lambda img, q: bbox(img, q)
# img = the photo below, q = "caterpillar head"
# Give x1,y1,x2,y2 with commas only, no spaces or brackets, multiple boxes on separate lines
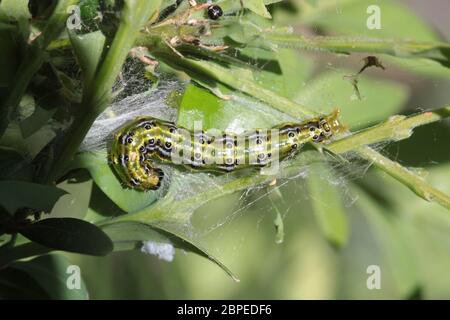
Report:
323,108,346,136
137,167,164,191
307,108,347,143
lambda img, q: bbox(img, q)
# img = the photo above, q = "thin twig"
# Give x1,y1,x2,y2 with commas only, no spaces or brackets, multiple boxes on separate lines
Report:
328,106,450,154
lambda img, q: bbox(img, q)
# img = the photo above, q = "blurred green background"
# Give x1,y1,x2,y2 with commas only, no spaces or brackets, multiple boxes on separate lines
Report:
51,0,450,299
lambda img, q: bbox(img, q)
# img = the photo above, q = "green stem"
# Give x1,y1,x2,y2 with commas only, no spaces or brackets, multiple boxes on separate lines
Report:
326,106,450,209
357,147,450,209
0,0,79,137
327,106,450,210
328,106,450,154
267,34,450,64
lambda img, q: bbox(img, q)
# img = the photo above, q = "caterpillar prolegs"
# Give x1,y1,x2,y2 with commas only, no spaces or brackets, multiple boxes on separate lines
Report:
109,109,345,191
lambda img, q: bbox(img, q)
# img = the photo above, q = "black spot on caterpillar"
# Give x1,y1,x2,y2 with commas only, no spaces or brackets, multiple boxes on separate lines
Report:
109,109,345,191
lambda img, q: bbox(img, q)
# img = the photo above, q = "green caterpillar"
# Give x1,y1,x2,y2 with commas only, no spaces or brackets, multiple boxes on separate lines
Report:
109,109,345,191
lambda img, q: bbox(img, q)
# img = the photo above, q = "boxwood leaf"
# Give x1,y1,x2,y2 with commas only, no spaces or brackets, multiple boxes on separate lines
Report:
0,264,50,299
20,218,113,256
69,30,106,87
102,221,239,282
0,181,67,214
308,162,348,247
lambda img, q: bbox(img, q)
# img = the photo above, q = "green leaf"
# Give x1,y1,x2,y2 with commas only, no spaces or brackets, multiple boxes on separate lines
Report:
177,82,224,129
244,0,271,18
294,70,409,129
383,55,450,79
390,164,450,298
178,82,290,132
20,105,57,138
102,221,169,250
161,0,177,11
9,254,89,299
300,0,438,41
73,151,159,213
101,221,239,282
20,218,113,256
83,183,127,224
102,221,239,281
0,0,31,21
234,47,314,99
69,31,106,87
308,162,348,247
0,30,19,97
0,147,31,180
297,0,450,77
276,49,314,98
0,181,67,214
0,264,50,299
0,122,56,159
50,178,93,220
354,184,420,298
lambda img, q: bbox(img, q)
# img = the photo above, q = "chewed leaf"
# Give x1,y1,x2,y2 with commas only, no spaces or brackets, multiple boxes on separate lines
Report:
102,221,239,281
20,218,113,256
0,181,67,214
